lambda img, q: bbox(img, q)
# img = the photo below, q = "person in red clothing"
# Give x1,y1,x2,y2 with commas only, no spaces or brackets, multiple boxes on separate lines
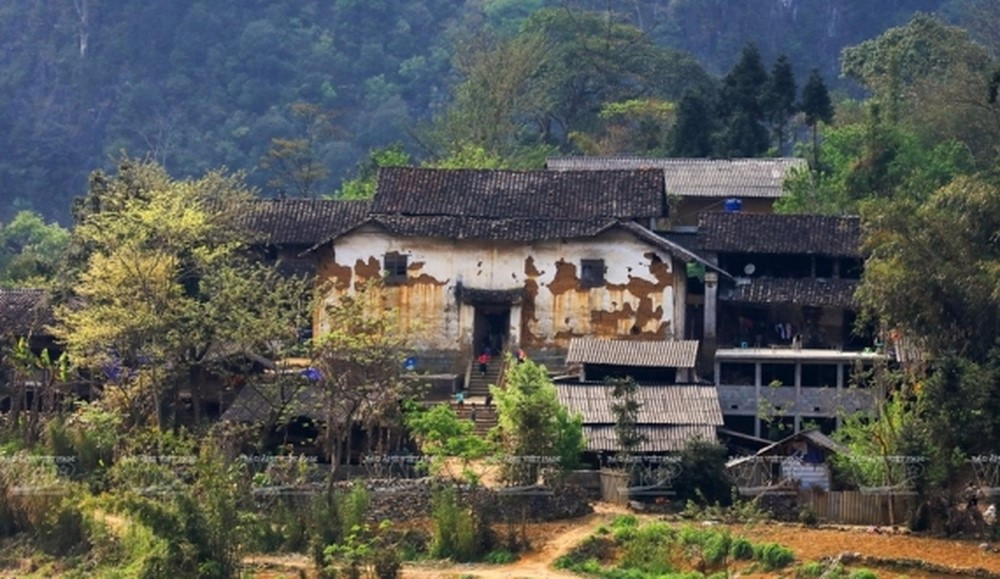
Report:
478,350,491,375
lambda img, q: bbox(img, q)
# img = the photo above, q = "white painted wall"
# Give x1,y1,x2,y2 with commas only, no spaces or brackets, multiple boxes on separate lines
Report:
318,226,683,352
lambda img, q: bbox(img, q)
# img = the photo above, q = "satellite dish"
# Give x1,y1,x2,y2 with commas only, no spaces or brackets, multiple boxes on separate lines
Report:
743,263,756,275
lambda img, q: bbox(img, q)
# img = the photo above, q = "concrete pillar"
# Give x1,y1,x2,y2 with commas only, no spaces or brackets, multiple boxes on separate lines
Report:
703,272,718,339
794,363,802,432
754,362,762,438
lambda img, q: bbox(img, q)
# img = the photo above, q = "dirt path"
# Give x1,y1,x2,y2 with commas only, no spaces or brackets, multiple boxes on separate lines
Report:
747,524,1000,577
403,503,629,578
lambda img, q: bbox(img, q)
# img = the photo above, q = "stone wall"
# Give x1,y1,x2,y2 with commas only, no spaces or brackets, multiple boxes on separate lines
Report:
331,478,592,524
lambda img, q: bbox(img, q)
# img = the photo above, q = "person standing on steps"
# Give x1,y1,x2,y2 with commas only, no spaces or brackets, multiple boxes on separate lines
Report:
478,349,491,376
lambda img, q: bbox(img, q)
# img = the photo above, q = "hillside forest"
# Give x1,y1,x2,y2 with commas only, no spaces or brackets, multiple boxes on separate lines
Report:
0,1,998,576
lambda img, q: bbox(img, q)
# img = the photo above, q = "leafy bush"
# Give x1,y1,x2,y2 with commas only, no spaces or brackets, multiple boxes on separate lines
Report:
618,522,676,575
554,535,615,570
797,560,825,577
754,541,795,570
729,537,754,560
429,486,489,562
484,549,518,564
848,569,878,579
338,483,370,541
672,438,734,506
799,505,819,526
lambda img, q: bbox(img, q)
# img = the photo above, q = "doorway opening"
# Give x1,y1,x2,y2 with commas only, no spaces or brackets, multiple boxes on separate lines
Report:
473,306,510,356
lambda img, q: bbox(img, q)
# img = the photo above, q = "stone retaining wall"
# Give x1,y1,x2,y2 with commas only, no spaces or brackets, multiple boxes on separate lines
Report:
331,478,592,523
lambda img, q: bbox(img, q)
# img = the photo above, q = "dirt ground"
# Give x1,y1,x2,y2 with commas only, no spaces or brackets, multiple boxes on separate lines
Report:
244,502,1000,578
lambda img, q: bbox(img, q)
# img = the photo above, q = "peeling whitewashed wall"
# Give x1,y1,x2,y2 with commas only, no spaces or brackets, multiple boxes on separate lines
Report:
317,225,685,352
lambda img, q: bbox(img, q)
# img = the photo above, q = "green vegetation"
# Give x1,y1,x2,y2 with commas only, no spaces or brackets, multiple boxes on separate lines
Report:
489,357,585,485
556,516,795,578
0,1,975,223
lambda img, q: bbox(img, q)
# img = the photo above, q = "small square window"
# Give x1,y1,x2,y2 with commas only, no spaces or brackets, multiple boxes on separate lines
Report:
383,252,408,284
580,259,605,287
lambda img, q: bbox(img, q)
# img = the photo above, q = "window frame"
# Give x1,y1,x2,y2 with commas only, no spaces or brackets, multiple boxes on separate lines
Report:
580,258,606,288
383,252,408,285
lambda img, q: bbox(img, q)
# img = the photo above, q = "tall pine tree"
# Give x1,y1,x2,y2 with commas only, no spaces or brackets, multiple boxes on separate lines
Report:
670,89,715,157
765,55,798,155
716,43,769,157
801,69,834,168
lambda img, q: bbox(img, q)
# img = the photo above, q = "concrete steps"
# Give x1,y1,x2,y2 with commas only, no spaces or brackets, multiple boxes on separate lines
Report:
452,403,498,436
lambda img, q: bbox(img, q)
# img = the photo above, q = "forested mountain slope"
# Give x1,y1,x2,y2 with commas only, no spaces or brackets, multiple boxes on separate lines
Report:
0,0,983,223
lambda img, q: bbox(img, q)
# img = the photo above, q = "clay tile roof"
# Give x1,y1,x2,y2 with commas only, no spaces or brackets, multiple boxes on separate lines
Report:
721,278,859,308
0,289,54,337
546,157,805,198
698,212,861,257
239,199,372,246
566,337,699,368
372,167,665,219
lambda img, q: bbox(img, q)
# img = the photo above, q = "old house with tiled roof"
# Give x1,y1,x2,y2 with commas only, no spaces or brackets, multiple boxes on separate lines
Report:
238,198,371,277
312,167,720,383
688,211,881,439
546,157,806,227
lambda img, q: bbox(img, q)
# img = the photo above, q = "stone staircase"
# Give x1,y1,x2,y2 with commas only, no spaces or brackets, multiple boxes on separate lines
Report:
466,357,503,398
452,403,497,436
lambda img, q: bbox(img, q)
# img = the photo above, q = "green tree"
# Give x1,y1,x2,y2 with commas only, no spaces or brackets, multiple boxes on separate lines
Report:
332,144,411,200
670,89,716,157
54,159,309,427
0,211,70,288
490,357,583,485
608,376,645,457
404,402,491,480
858,172,999,363
764,55,798,154
800,69,834,169
841,13,1000,166
715,43,769,157
311,280,415,486
260,102,341,199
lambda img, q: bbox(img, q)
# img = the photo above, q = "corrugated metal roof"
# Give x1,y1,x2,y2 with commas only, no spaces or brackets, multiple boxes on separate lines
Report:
583,424,717,452
557,384,723,426
546,157,805,198
566,338,699,368
372,167,666,219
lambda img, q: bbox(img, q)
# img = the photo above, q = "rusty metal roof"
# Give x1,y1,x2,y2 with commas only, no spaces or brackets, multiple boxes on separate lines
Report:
556,384,723,426
238,199,371,246
372,167,666,219
583,424,718,452
721,278,858,308
0,289,54,337
546,157,805,198
566,337,700,368
698,212,861,257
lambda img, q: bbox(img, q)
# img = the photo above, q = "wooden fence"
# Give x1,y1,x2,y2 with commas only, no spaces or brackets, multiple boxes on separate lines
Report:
799,489,914,526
